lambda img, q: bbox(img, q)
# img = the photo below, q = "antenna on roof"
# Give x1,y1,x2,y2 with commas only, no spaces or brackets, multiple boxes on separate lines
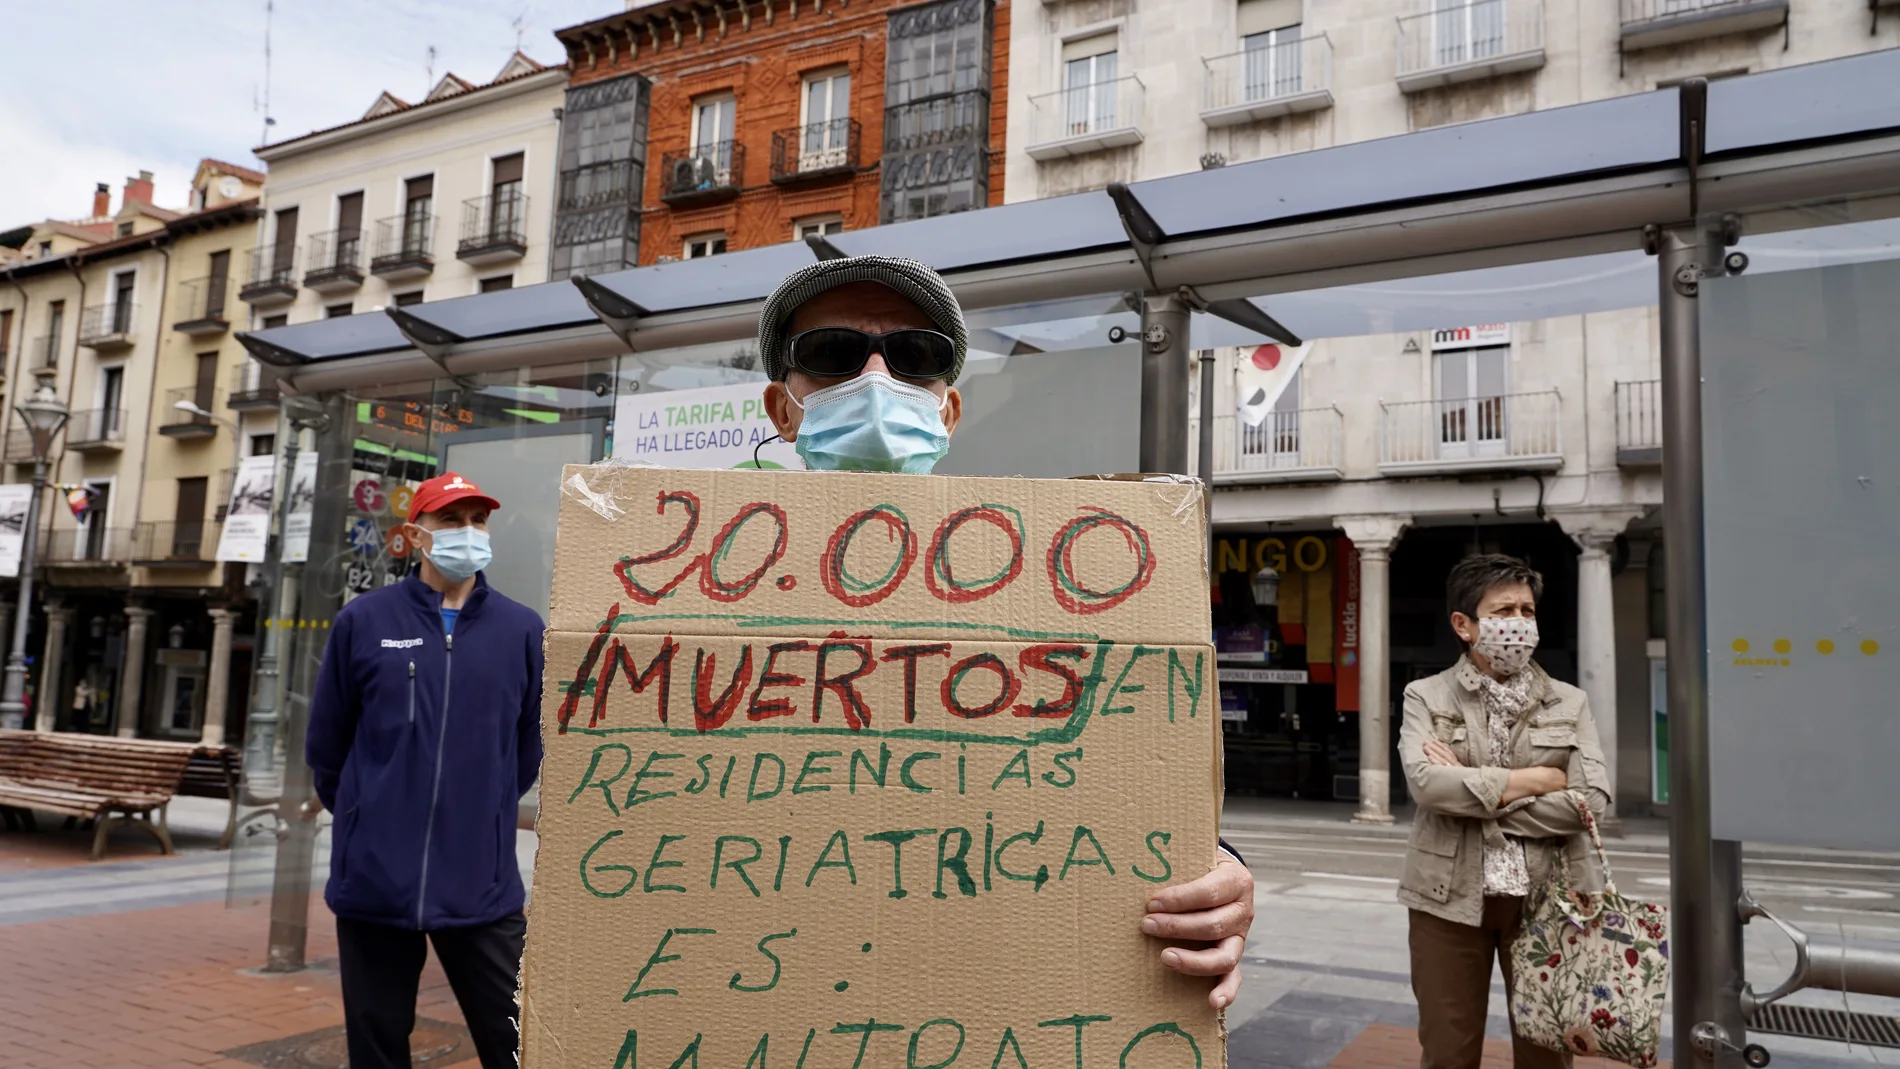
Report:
256,0,277,145
426,44,438,95
513,13,530,53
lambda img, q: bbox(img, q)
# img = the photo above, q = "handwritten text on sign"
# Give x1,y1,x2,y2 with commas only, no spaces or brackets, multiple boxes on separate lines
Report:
525,469,1217,1069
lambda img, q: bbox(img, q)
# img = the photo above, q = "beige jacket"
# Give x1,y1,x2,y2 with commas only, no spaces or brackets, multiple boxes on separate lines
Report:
1395,658,1613,926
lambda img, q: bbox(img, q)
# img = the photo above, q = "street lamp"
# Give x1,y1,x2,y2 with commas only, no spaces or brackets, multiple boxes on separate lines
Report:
0,382,70,731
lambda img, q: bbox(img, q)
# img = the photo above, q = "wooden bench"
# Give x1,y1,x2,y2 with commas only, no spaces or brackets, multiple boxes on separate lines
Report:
176,745,243,850
0,730,197,860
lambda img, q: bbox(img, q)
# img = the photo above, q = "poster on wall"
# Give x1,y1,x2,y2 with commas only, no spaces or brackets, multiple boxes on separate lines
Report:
613,381,803,469
281,452,318,562
0,483,32,578
1335,538,1360,712
215,454,277,562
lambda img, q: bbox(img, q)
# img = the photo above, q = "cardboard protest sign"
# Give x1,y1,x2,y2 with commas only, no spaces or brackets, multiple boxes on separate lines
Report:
523,465,1222,1069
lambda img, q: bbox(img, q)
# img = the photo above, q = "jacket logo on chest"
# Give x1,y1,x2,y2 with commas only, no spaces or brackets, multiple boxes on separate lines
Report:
381,638,425,649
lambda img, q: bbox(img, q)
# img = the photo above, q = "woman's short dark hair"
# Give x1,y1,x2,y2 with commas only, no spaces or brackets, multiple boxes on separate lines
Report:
1446,553,1544,624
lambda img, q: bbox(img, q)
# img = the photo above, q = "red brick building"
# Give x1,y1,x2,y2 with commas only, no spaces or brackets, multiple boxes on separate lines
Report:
556,0,1010,265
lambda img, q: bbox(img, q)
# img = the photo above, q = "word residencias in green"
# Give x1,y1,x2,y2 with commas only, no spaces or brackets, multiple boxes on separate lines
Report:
567,743,1092,816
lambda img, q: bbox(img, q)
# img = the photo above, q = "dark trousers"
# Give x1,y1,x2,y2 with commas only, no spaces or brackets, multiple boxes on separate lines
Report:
1409,899,1570,1069
335,911,526,1069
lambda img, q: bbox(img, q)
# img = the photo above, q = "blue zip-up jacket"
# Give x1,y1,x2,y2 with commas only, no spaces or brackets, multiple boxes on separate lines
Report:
307,572,545,930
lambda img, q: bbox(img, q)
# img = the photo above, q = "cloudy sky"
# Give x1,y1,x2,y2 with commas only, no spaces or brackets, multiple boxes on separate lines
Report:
2,0,611,225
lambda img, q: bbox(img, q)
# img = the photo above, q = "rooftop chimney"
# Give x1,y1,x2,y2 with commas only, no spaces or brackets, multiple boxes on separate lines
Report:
123,170,155,209
92,183,110,219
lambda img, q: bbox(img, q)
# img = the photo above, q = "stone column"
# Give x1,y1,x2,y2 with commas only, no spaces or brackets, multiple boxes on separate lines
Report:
201,608,239,747
32,600,72,733
1556,511,1643,828
117,605,154,738
1334,514,1411,825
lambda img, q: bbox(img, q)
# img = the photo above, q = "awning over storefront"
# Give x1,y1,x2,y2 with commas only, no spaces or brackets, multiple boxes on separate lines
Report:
240,47,1900,394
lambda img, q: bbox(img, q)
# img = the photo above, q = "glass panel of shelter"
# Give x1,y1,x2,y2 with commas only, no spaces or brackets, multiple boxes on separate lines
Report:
1192,204,1900,814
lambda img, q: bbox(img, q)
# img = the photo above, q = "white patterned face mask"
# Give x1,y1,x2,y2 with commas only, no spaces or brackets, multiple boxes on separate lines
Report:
1473,616,1539,677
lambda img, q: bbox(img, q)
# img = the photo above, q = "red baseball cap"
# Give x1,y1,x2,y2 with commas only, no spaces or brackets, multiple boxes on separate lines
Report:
407,472,501,522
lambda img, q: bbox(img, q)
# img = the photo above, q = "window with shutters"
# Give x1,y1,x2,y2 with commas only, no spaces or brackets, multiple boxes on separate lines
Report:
205,250,231,319
684,233,728,259
397,175,435,257
271,207,299,277
491,153,525,241
795,216,845,240
331,192,365,268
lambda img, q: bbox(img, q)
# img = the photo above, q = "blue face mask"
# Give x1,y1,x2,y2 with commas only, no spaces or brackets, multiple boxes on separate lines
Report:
423,526,492,582
790,372,951,474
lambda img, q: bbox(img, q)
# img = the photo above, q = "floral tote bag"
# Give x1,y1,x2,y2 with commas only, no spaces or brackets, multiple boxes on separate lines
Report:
1508,794,1670,1067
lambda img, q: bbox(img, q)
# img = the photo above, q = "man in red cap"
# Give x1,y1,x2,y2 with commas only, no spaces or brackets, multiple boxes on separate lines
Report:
306,471,546,1069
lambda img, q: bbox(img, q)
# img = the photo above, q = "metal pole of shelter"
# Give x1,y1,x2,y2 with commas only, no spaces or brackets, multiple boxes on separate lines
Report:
241,429,298,797
1657,224,1745,1069
1197,350,1216,563
265,391,351,972
1140,294,1192,474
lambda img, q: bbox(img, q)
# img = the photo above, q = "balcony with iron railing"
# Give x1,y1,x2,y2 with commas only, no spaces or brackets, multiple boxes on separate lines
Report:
1615,379,1662,467
1619,0,1787,51
41,525,133,565
1027,76,1145,161
660,142,744,207
1395,0,1545,93
1379,391,1563,475
1194,407,1346,484
558,159,639,212
27,334,59,376
133,520,221,564
304,229,365,293
78,303,137,350
159,388,219,440
228,361,281,411
172,275,232,336
371,215,436,280
458,193,530,264
66,408,128,453
772,119,861,184
1201,33,1334,127
240,246,299,305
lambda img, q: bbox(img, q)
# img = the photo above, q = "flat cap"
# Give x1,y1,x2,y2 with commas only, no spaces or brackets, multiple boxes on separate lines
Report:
756,255,967,382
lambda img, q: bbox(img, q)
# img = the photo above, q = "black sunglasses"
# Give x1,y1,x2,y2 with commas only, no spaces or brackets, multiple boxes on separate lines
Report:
785,327,957,381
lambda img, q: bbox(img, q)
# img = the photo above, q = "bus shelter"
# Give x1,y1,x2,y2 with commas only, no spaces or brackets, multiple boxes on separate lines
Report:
233,48,1900,1063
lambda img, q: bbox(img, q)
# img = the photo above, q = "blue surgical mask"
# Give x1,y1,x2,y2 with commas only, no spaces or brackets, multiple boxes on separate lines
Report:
790,371,950,473
424,526,492,582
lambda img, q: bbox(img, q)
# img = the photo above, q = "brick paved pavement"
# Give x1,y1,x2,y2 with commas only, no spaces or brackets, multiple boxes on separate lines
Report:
0,895,475,1068
0,797,1893,1068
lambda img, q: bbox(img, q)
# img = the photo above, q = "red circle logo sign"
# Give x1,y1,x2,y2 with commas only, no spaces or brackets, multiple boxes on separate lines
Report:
353,478,385,512
1250,344,1282,371
386,527,411,558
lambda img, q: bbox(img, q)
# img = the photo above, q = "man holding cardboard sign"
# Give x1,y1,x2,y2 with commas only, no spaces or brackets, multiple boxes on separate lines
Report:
517,258,1250,1069
757,255,1256,1007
